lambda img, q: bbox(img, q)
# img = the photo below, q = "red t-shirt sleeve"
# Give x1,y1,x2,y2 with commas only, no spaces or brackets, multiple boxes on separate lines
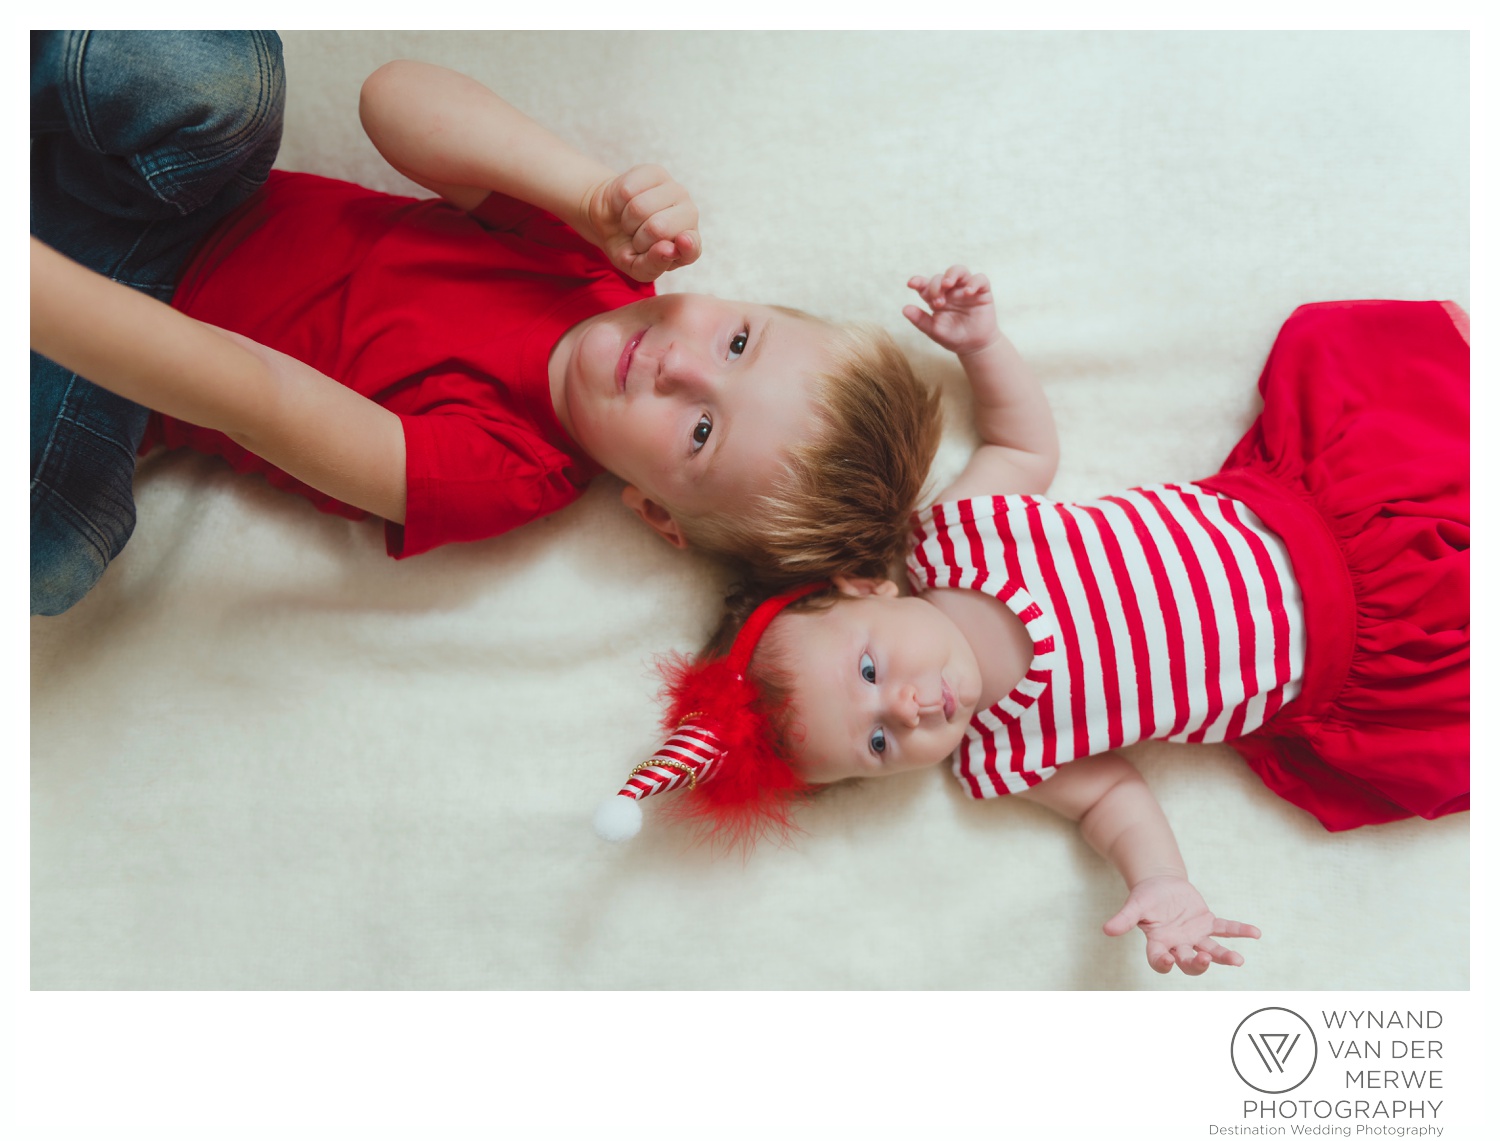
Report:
469,192,599,255
390,409,597,559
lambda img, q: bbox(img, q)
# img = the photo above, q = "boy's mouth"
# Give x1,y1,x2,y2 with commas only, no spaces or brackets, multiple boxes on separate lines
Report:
941,679,956,720
617,329,646,393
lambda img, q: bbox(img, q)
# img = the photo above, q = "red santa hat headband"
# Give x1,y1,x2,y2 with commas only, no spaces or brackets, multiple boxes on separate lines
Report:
594,581,828,846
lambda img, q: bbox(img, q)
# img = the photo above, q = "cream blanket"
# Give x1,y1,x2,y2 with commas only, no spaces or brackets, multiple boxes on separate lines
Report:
30,30,1468,990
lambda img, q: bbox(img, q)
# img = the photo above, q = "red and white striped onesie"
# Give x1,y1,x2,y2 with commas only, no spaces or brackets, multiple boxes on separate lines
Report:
906,485,1306,800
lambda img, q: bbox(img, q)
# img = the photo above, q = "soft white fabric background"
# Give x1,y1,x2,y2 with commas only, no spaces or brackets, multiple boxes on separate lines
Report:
30,30,1468,990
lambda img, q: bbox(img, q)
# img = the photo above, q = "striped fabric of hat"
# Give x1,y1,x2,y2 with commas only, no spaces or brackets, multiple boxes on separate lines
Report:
593,581,826,846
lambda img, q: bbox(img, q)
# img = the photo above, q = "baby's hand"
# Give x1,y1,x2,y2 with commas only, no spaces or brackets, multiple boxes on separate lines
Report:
1104,874,1261,977
903,265,1000,357
584,163,701,283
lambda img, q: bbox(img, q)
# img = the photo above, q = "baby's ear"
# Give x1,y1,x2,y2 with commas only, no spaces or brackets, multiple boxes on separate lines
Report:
832,574,899,598
620,485,688,549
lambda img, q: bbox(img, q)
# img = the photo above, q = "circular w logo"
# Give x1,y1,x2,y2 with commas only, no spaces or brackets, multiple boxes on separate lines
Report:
1231,1007,1318,1093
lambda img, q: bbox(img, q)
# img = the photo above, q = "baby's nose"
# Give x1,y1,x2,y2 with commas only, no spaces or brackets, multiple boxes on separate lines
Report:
895,685,923,728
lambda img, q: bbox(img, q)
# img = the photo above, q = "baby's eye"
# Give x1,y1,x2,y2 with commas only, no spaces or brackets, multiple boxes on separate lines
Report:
691,415,713,452
859,652,877,684
870,728,887,755
729,329,749,359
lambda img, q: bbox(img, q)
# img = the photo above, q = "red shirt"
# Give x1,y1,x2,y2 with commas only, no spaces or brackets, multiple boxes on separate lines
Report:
153,170,653,557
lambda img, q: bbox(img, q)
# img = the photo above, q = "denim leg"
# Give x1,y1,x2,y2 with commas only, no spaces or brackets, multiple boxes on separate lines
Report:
30,31,285,614
30,353,153,616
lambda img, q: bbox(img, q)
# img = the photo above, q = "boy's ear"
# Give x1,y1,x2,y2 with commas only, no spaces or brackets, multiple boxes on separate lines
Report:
831,574,900,598
620,485,688,549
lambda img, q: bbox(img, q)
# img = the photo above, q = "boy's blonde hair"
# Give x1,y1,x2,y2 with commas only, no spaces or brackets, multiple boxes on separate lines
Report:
673,320,943,585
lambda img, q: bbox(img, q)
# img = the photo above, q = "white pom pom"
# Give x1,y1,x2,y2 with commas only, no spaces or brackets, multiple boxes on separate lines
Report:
593,795,643,842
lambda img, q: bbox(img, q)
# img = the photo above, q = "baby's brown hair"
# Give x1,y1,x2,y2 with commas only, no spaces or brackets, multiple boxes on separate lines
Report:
673,320,943,585
701,581,841,767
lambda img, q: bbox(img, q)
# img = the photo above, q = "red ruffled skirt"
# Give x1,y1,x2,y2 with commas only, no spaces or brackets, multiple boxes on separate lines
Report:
1198,300,1470,830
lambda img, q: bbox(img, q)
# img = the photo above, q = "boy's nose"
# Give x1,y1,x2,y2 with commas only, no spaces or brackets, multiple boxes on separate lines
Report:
654,342,715,395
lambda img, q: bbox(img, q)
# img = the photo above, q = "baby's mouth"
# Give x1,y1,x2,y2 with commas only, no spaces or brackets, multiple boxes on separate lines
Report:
942,679,956,720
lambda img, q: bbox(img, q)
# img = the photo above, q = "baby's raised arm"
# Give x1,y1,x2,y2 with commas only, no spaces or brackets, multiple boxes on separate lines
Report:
358,60,699,283
1023,752,1260,976
903,265,1059,500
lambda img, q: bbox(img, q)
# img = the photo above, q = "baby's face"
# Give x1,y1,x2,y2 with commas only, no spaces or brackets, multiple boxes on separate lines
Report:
548,293,834,534
773,586,983,784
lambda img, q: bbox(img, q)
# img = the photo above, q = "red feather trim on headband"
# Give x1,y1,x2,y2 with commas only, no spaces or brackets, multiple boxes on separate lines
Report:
650,651,812,851
593,582,827,851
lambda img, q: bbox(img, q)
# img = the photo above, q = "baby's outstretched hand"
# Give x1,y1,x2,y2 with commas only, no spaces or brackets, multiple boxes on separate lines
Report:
1104,875,1261,977
584,164,701,283
903,265,1000,357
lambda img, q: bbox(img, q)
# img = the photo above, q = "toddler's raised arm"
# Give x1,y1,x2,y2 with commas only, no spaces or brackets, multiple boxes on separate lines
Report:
358,60,699,283
1023,752,1260,976
903,265,1059,500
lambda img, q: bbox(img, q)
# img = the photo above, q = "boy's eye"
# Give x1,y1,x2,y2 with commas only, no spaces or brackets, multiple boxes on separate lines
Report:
691,415,713,452
859,652,877,683
729,330,749,359
870,728,887,755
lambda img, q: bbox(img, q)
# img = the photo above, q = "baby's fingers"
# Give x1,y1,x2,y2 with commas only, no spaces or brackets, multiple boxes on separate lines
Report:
940,264,970,291
1103,897,1144,938
1174,946,1213,976
902,303,938,339
923,265,969,306
958,272,992,301
1196,938,1246,967
1212,919,1262,940
906,268,957,306
1148,944,1176,974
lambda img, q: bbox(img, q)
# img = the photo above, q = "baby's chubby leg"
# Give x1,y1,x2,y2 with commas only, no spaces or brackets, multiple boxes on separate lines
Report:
30,31,286,615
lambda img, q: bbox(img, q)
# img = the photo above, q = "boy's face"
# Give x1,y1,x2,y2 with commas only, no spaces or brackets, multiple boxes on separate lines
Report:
549,294,829,544
773,580,983,784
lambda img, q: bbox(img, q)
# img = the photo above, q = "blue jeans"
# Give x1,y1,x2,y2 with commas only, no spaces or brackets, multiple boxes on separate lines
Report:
30,30,285,615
